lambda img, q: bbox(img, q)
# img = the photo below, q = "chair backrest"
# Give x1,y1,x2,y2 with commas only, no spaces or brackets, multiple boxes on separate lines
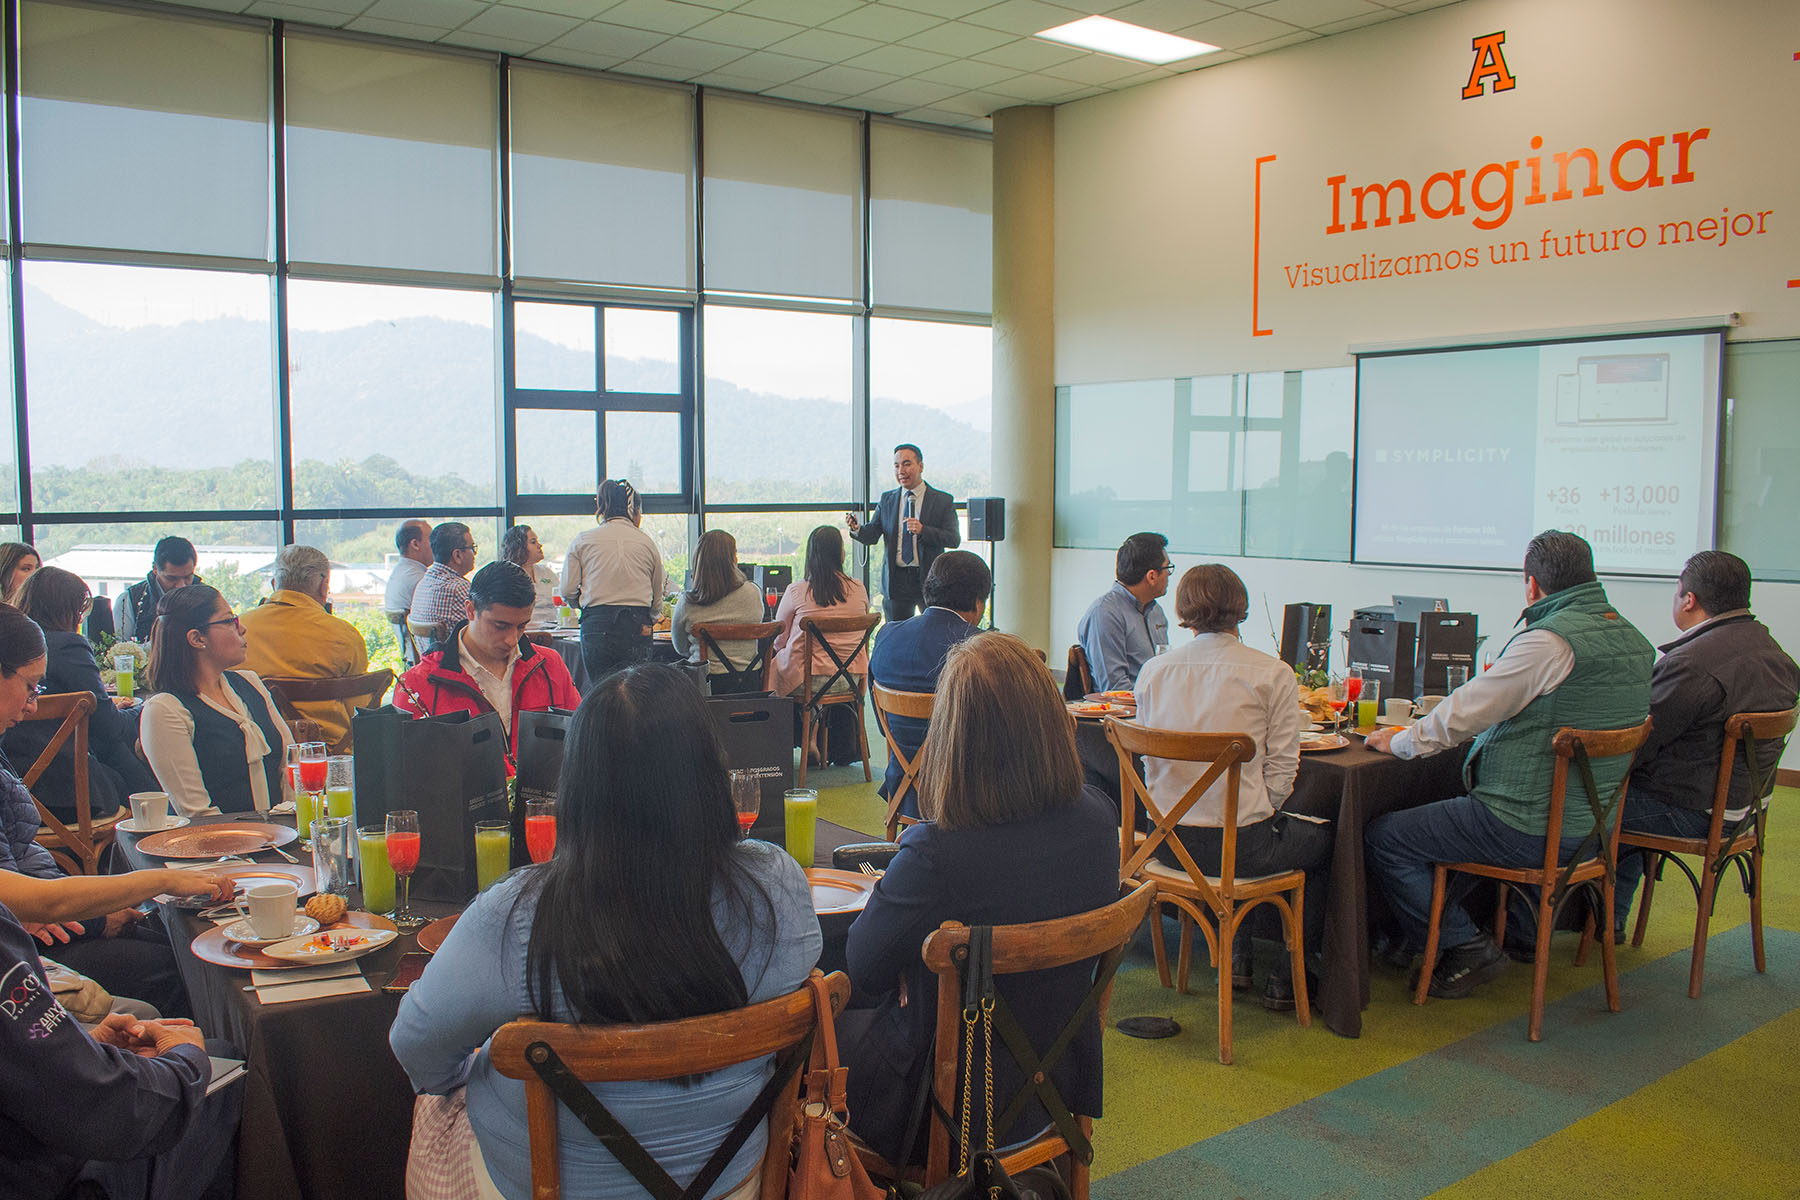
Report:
870,683,935,840
387,610,423,667
1544,720,1654,876
798,613,881,709
918,880,1158,1182
693,621,782,693
1064,645,1096,701
489,970,851,1200
262,670,396,754
1104,718,1257,903
20,692,103,875
1713,707,1799,822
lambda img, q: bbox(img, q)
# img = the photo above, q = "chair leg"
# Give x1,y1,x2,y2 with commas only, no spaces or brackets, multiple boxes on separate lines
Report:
797,707,812,787
1690,854,1720,1000
1631,851,1657,948
1217,911,1236,1066
1286,889,1311,1030
1415,865,1448,1006
1071,1123,1091,1200
854,699,872,783
1149,904,1172,989
1574,910,1594,967
1492,883,1508,950
1529,887,1554,1043
1176,909,1194,995
1599,878,1621,1014
1750,842,1766,975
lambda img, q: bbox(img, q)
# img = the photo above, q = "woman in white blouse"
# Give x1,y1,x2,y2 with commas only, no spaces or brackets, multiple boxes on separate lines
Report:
142,585,293,817
501,523,559,626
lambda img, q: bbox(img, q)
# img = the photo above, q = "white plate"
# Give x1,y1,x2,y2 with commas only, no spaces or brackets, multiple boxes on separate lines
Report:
263,927,398,964
116,815,192,835
221,914,320,948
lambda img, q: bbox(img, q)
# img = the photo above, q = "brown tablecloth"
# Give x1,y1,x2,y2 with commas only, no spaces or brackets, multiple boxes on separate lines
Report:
117,814,456,1200
546,629,683,694
1074,720,1467,1037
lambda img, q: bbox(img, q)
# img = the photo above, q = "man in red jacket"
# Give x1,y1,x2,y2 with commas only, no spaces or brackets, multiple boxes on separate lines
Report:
396,562,580,771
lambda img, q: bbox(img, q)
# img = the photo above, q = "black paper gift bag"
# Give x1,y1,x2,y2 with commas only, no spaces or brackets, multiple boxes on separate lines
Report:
514,708,575,869
1417,612,1478,696
1346,618,1416,704
350,706,508,904
705,695,795,848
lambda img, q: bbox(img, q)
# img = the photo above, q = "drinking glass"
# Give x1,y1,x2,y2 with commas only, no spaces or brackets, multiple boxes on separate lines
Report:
358,824,396,915
1446,664,1471,692
729,770,761,838
525,800,557,863
783,788,817,867
474,821,511,891
1356,678,1380,728
1327,678,1350,735
325,756,355,820
310,816,353,897
113,653,136,701
296,742,328,793
385,810,424,928
295,741,327,849
1345,666,1364,707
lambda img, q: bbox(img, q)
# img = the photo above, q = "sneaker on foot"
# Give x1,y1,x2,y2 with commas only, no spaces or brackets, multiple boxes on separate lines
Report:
1428,938,1509,999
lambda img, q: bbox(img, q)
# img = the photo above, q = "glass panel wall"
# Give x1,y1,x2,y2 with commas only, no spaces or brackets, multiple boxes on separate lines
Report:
703,306,851,505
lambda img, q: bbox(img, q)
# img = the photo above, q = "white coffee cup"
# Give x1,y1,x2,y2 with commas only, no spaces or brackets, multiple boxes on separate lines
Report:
1416,695,1446,715
246,882,299,940
1384,698,1413,722
127,791,170,831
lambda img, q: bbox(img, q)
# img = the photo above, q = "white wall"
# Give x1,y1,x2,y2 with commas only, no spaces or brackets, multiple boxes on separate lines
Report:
1044,0,1800,762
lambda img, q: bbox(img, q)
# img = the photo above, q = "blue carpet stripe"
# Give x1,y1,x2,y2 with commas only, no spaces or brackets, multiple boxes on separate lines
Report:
1094,930,1800,1200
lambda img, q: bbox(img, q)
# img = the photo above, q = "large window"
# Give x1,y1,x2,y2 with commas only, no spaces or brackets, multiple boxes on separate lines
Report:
704,307,852,505
1720,339,1800,581
870,318,992,501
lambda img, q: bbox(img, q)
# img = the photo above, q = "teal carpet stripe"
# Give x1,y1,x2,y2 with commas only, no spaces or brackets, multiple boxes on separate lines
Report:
1094,930,1800,1200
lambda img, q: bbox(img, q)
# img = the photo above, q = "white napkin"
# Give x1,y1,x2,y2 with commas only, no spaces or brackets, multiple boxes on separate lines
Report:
251,961,358,987
251,961,369,1005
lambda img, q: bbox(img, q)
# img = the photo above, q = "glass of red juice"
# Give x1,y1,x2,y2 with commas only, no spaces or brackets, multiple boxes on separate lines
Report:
385,809,425,928
729,769,761,837
525,800,557,863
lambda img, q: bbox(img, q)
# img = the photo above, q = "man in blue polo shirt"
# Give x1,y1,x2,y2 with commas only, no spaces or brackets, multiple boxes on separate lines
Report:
1075,531,1172,692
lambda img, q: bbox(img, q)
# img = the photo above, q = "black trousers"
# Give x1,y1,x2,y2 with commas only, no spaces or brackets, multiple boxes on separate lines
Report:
1154,812,1334,971
578,605,651,687
882,565,923,622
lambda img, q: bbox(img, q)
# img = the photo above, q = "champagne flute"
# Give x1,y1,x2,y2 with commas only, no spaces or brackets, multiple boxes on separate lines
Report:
729,769,761,838
525,800,557,863
385,810,424,929
1327,677,1350,737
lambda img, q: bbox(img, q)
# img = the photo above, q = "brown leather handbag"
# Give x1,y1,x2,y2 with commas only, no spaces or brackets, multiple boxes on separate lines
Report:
790,974,885,1200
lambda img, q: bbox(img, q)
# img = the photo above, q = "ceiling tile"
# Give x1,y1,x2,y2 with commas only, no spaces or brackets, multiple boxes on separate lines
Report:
1251,0,1381,28
439,27,539,51
912,57,1019,88
851,76,961,106
678,0,752,9
899,20,1014,55
1177,9,1302,48
734,0,863,22
361,0,484,28
245,0,360,21
1044,53,1159,84
1236,28,1318,51
617,58,702,80
764,82,856,102
960,0,1089,37
930,88,1023,117
694,71,780,89
260,0,371,15
820,3,943,40
601,0,717,33
458,5,583,42
633,33,750,68
1393,0,1461,9
766,27,884,60
531,44,627,68
887,0,1003,18
1314,8,1399,32
687,10,809,47
506,0,623,18
841,43,953,74
982,70,1089,101
165,0,257,12
548,19,668,54
789,62,901,92
894,104,977,126
346,14,452,37
1101,0,1232,33
970,36,1083,70
714,49,827,82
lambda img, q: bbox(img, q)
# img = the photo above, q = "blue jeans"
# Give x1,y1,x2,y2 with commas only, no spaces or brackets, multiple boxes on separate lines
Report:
1365,795,1590,949
1613,789,1715,929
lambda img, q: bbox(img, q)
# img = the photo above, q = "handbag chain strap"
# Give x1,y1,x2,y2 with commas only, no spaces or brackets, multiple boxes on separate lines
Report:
954,926,998,1183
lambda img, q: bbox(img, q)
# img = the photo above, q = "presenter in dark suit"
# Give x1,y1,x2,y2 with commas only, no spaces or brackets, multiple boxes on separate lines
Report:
846,443,960,621
868,551,990,818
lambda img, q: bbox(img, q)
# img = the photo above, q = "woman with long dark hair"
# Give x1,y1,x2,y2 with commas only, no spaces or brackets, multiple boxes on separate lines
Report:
140,585,293,816
391,664,821,1200
560,479,669,686
0,543,39,604
3,567,156,821
768,525,870,699
500,524,558,626
671,530,766,688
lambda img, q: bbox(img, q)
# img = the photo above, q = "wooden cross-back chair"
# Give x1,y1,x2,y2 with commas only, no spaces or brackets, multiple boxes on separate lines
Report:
23,692,121,877
1619,707,1797,998
870,682,933,841
693,620,781,696
795,613,880,786
1063,645,1096,702
489,970,850,1200
857,880,1157,1200
1104,718,1308,1065
385,610,423,667
1417,720,1652,1042
262,670,395,756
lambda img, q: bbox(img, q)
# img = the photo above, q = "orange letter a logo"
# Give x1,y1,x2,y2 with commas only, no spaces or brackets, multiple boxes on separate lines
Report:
1462,31,1517,99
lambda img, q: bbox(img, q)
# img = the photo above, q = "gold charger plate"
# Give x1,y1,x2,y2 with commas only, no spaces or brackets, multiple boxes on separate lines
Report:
805,867,875,915
417,913,462,955
1299,733,1352,753
138,821,298,860
191,911,397,970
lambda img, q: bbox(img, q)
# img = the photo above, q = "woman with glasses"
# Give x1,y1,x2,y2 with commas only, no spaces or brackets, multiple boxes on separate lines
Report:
141,585,293,817
3,567,156,823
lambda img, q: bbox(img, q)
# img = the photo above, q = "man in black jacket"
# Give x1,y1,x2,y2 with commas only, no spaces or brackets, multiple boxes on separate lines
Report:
846,443,960,621
1612,550,1799,931
111,537,199,643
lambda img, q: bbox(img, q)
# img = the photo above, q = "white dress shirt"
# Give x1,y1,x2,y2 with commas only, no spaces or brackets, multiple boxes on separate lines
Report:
141,671,295,817
459,629,520,739
1390,628,1575,759
1134,631,1303,828
898,484,926,567
384,556,426,615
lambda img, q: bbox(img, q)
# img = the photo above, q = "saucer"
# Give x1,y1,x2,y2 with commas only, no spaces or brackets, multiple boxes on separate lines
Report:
222,913,320,948
116,815,192,835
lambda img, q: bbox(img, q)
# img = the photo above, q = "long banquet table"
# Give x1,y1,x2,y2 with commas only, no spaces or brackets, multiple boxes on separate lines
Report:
1075,719,1467,1037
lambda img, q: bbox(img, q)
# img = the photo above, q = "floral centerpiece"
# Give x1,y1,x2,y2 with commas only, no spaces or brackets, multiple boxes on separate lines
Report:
90,635,148,689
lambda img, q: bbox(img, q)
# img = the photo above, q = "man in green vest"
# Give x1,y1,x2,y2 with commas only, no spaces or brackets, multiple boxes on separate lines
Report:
1363,531,1653,999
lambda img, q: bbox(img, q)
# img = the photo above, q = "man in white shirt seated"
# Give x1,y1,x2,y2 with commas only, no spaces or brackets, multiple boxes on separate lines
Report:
384,521,432,633
1134,563,1331,1011
1363,531,1653,999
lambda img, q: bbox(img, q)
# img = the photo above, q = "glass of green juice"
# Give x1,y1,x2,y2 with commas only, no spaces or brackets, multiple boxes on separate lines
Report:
357,824,396,914
474,821,510,892
325,756,355,819
783,788,817,868
113,654,135,701
294,789,319,849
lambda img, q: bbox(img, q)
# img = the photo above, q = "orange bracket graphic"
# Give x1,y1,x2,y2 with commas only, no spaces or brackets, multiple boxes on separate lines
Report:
1253,154,1276,337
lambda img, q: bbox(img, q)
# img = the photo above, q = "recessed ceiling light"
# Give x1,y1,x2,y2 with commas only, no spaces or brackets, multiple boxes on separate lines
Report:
1034,15,1220,65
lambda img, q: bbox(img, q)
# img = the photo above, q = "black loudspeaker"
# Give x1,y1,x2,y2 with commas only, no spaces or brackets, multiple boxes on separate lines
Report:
967,496,1006,541
753,564,792,596
1279,603,1332,672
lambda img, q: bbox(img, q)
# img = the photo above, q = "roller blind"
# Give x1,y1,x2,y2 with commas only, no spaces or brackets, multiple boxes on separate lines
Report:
870,122,991,314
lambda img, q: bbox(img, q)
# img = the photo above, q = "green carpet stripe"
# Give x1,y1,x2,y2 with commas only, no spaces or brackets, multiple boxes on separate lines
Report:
1093,930,1800,1200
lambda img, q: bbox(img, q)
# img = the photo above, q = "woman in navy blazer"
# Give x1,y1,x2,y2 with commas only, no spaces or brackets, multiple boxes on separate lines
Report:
843,631,1119,1166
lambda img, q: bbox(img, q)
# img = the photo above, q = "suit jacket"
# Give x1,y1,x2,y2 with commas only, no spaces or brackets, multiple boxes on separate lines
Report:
869,608,978,809
850,483,959,594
